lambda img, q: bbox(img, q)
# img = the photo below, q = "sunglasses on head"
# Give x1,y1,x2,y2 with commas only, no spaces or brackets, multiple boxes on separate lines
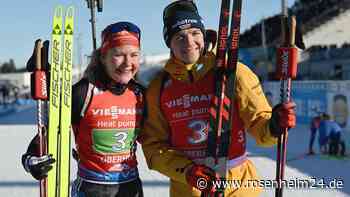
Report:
163,0,199,21
102,21,141,42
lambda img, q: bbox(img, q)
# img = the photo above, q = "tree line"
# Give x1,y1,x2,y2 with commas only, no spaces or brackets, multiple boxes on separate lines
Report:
0,59,26,73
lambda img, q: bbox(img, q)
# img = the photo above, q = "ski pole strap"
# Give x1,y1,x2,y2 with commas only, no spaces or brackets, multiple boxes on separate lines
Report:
80,82,95,118
275,47,298,79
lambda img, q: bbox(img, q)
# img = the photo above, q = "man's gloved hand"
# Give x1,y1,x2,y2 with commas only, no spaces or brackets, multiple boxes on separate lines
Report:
185,164,218,193
22,154,55,180
270,101,296,137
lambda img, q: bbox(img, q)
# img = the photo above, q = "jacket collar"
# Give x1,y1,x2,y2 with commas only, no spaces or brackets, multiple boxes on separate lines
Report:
164,52,216,82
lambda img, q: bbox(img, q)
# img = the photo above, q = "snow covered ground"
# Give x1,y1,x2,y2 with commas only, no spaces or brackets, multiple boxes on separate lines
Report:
0,105,349,197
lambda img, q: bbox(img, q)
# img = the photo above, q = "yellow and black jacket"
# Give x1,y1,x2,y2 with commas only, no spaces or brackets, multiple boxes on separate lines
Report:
141,51,277,197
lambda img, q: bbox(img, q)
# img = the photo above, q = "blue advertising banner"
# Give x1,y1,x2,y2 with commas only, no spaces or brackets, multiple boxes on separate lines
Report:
292,88,327,124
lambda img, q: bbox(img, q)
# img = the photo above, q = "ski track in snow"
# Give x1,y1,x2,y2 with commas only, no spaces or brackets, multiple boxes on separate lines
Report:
0,106,349,197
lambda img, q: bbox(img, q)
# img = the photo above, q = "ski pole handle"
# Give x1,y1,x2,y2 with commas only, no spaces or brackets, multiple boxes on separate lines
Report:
31,40,48,100
35,40,42,70
276,16,298,80
275,47,297,80
97,0,103,12
289,16,296,47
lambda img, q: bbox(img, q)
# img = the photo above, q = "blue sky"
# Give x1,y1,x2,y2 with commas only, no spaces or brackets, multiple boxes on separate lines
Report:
0,0,295,68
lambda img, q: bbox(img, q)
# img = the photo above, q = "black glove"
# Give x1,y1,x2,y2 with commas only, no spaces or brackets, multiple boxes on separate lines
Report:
22,154,55,180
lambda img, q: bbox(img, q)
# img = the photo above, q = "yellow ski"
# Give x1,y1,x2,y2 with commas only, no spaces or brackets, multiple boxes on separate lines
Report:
58,6,74,197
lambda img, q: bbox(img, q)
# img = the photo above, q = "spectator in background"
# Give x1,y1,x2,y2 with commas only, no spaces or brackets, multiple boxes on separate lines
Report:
318,113,346,156
308,113,321,155
318,113,331,154
12,86,19,104
0,85,4,105
328,119,346,156
0,85,10,106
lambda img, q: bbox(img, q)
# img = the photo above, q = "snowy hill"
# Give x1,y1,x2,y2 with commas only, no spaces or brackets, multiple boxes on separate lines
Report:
0,107,349,197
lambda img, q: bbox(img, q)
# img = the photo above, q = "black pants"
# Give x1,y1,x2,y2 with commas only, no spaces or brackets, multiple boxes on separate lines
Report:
72,177,144,197
329,132,346,156
309,129,317,152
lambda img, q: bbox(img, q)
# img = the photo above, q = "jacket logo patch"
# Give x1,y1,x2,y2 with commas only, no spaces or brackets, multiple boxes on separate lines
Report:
165,94,211,109
92,107,142,119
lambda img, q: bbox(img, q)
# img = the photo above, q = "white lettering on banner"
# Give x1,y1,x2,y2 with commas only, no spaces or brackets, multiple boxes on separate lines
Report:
172,111,190,119
97,120,117,127
171,108,208,119
97,121,135,128
191,108,208,116
92,107,142,119
165,94,211,109
118,121,135,128
100,155,131,164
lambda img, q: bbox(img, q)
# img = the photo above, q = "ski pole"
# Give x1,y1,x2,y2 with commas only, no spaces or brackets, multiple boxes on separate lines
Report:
36,40,46,197
31,39,49,197
275,1,288,196
274,15,298,197
86,0,103,51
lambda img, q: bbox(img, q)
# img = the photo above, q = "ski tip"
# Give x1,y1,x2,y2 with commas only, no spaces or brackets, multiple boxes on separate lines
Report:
54,5,64,18
64,6,75,36
66,6,75,19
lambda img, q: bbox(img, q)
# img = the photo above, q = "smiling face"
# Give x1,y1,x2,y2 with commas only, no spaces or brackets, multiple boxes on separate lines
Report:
101,45,140,84
170,27,204,64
